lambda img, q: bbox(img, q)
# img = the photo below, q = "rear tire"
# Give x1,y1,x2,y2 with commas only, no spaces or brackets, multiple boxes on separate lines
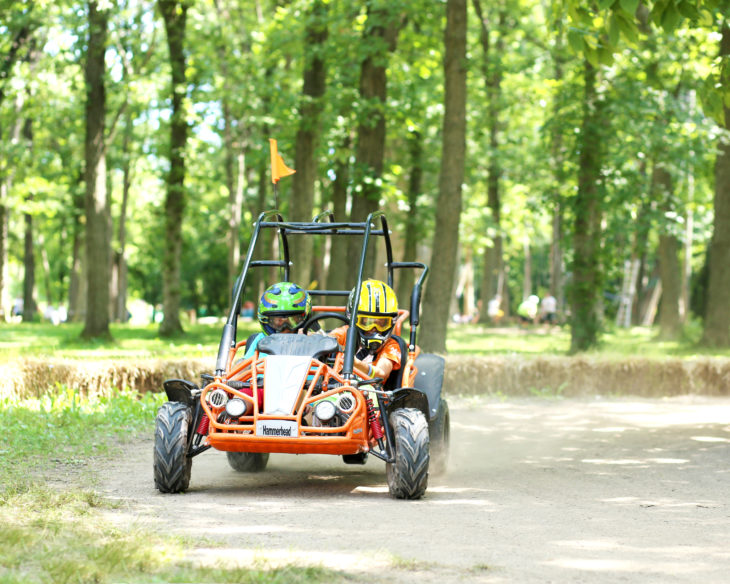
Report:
386,408,429,499
429,398,450,476
226,452,269,472
154,402,192,493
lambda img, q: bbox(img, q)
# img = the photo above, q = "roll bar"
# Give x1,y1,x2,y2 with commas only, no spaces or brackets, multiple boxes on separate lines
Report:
214,210,429,377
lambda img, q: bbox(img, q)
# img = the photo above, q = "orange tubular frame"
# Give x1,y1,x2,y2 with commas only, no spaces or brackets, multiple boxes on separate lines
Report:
203,304,420,456
201,351,372,455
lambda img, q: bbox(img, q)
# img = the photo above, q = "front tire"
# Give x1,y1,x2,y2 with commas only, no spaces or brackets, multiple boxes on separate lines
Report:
386,408,430,499
154,402,192,493
429,398,450,476
226,452,269,472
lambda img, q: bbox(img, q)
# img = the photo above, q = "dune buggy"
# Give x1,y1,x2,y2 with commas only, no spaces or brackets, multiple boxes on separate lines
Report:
153,211,450,499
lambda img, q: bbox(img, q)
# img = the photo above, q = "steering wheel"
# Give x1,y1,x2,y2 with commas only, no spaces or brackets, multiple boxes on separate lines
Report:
302,311,349,334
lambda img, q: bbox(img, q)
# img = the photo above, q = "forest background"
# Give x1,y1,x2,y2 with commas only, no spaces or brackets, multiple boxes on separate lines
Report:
3,0,730,355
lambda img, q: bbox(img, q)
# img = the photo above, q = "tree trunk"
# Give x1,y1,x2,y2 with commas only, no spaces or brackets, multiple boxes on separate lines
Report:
67,187,86,322
702,23,730,346
114,112,132,322
158,0,189,337
419,0,467,353
0,196,6,320
549,26,566,310
212,0,246,298
23,198,36,322
396,129,423,304
38,233,53,305
325,133,351,291
653,165,682,340
631,167,651,325
80,0,111,339
347,5,401,281
290,0,328,288
473,0,504,323
569,60,603,353
522,234,532,300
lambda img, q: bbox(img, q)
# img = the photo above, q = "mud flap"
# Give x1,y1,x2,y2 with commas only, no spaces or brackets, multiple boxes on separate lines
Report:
385,387,429,420
412,353,445,421
163,378,197,406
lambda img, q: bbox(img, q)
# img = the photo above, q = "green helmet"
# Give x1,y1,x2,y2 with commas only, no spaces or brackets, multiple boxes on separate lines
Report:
257,282,311,334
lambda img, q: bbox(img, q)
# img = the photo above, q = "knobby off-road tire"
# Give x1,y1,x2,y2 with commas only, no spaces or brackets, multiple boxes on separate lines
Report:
429,398,450,476
386,408,430,499
226,452,269,472
154,402,192,493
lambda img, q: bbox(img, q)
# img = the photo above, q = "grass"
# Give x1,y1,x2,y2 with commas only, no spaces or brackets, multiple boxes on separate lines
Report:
445,319,730,359
0,386,163,486
3,319,729,363
0,320,260,362
0,386,349,584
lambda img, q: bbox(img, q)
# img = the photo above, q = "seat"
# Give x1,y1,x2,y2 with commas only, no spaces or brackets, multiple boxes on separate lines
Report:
383,335,408,390
258,333,339,361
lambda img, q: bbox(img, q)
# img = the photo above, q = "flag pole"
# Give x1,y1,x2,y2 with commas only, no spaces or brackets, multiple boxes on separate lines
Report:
269,138,295,212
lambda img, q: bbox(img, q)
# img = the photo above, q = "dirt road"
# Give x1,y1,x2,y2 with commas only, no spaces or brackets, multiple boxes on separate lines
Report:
101,396,730,583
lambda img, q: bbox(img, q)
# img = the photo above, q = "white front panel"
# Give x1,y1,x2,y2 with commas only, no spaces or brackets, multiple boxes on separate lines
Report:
263,355,310,415
256,419,298,438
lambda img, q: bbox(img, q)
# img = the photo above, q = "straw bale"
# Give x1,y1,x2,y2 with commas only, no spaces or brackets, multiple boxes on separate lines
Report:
0,358,213,400
442,355,730,397
1,355,729,400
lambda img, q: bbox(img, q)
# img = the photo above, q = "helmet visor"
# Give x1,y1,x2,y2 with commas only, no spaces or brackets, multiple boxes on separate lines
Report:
269,313,306,332
356,315,393,333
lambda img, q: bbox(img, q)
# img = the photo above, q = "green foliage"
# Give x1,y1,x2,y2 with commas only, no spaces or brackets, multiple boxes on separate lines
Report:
0,0,727,349
0,384,163,487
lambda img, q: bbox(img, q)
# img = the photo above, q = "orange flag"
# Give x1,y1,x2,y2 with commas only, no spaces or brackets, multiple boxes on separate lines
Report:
269,139,296,184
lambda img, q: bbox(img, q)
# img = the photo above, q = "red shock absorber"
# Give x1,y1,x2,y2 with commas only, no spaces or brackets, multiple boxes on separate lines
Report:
196,413,210,435
366,395,384,441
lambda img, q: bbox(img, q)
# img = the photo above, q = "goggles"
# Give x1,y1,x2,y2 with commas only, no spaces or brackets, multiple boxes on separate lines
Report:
268,313,306,332
356,315,394,333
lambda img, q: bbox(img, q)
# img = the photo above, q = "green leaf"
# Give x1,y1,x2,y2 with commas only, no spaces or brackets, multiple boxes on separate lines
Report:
584,43,599,68
661,4,681,32
597,0,616,9
608,13,620,47
678,1,699,20
616,13,638,43
650,0,667,25
619,0,639,15
598,47,615,66
568,29,585,54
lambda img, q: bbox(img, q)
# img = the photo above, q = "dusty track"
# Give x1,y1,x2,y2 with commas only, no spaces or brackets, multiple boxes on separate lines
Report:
100,396,730,583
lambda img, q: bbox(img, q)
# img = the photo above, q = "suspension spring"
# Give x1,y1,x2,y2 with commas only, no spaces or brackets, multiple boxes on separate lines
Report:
196,413,210,435
366,396,384,441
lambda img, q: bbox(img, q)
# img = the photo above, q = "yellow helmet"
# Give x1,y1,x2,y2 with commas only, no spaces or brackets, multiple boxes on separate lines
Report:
347,279,398,352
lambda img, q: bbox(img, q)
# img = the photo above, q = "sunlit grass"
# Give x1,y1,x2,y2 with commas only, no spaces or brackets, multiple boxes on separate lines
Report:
0,385,165,487
0,320,260,362
2,318,729,362
445,319,730,358
0,487,347,584
0,387,348,584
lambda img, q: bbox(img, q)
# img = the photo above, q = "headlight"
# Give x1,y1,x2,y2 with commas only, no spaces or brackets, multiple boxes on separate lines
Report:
225,398,247,418
314,399,337,422
207,388,228,408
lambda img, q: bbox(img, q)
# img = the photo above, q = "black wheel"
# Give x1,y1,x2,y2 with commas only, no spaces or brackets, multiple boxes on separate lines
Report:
226,452,270,472
154,402,192,493
429,398,450,476
386,408,430,499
